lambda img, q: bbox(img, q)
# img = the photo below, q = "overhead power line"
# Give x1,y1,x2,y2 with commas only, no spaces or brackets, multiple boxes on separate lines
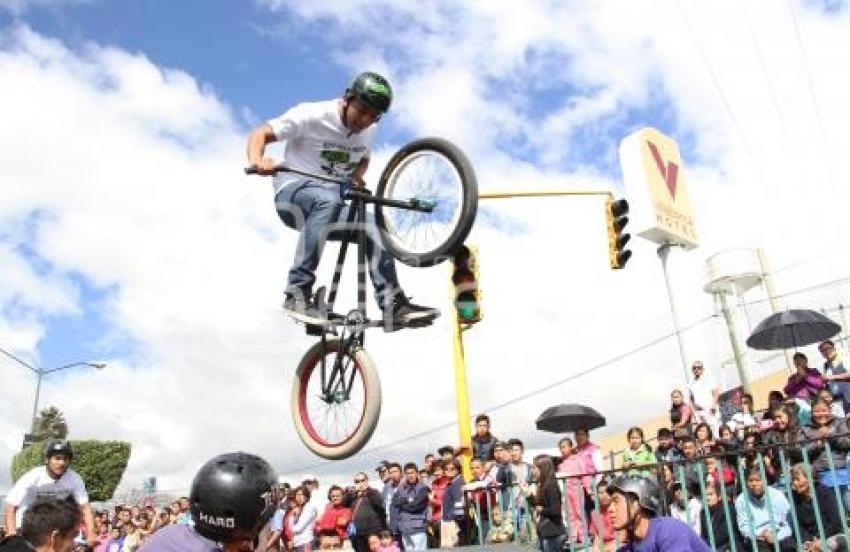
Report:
738,0,792,144
286,274,850,474
785,0,836,199
674,0,762,178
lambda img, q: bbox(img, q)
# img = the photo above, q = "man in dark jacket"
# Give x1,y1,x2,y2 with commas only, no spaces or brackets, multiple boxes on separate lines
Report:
471,414,498,461
392,463,429,551
344,472,386,552
381,463,402,545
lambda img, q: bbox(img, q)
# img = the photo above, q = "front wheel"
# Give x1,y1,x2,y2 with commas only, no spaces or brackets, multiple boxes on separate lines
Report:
375,137,478,267
291,338,381,460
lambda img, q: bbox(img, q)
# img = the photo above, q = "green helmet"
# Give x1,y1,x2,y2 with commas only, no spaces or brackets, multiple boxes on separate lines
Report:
345,72,393,114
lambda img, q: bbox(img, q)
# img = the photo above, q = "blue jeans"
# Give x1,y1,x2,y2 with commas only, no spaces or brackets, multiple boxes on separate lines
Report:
539,533,565,552
275,180,401,308
402,531,427,551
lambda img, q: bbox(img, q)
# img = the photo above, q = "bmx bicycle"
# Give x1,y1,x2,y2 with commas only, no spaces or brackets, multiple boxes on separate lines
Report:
246,137,478,459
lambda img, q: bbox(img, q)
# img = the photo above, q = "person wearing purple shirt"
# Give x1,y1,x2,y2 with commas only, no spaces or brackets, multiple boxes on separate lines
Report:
608,475,710,552
784,352,826,400
141,452,280,552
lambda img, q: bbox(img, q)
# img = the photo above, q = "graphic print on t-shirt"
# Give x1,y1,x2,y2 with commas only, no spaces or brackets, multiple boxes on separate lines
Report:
319,141,367,178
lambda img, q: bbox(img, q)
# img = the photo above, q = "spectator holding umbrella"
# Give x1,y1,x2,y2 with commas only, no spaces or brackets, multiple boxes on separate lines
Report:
574,429,605,481
535,406,606,469
784,352,826,400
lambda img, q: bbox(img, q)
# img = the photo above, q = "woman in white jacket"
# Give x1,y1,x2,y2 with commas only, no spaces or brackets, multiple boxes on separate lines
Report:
289,486,318,552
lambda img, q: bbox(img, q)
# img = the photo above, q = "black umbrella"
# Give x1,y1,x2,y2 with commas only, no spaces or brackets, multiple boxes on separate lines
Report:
535,404,606,433
746,309,841,350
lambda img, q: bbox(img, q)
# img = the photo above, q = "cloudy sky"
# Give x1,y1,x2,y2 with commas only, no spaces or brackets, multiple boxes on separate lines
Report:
2,0,850,494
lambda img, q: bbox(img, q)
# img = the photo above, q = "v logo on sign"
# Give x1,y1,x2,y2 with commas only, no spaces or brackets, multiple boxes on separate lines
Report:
647,141,679,200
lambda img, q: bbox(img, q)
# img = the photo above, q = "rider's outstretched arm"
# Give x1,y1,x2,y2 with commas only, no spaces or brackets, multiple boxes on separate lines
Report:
246,123,279,175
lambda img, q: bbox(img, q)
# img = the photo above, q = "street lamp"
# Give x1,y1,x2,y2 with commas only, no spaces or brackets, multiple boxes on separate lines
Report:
0,346,106,436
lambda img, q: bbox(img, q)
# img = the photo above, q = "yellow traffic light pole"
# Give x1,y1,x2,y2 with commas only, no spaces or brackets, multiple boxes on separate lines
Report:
449,189,622,479
452,307,474,482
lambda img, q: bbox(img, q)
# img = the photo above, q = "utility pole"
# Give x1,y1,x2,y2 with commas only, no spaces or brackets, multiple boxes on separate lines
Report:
657,243,691,386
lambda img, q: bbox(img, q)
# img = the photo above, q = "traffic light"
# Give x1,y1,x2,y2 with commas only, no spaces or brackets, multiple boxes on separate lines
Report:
605,197,632,269
451,245,482,324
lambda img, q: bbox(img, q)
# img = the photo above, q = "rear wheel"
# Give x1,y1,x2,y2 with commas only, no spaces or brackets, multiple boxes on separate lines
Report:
291,338,381,460
375,137,478,267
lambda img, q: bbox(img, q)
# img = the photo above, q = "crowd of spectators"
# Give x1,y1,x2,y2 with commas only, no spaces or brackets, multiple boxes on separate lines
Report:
85,498,194,551
5,339,850,551
258,338,850,551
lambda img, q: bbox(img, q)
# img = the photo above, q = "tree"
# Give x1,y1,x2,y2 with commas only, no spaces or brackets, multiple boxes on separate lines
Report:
32,406,68,440
12,440,131,501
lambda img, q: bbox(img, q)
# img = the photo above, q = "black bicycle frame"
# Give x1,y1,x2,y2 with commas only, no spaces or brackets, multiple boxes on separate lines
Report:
317,189,429,399
245,163,433,402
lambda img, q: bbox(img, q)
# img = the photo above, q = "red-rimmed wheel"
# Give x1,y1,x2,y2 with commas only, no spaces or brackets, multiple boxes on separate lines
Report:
291,338,381,460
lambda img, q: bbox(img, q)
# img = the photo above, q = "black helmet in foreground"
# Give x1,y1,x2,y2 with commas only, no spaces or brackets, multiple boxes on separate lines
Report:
190,452,279,543
44,440,73,461
608,475,661,516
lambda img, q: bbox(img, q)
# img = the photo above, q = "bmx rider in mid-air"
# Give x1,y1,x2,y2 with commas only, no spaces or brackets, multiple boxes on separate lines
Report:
246,72,438,329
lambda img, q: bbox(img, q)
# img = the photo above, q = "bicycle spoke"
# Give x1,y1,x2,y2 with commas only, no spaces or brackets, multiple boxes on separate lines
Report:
383,151,463,254
299,346,367,447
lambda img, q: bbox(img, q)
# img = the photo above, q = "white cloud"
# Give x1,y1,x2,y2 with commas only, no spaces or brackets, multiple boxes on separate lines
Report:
3,0,850,494
0,0,88,16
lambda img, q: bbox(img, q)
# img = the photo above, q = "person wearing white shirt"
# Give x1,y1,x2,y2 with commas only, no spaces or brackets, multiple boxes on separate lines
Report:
289,486,318,552
688,361,721,435
245,72,438,327
3,441,94,544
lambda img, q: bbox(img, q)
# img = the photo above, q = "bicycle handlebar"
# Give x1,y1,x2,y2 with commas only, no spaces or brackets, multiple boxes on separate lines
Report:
244,165,434,213
244,164,347,185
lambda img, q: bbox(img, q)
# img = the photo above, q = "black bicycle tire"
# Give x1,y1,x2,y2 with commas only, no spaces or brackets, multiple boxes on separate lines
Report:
375,137,478,267
290,338,381,460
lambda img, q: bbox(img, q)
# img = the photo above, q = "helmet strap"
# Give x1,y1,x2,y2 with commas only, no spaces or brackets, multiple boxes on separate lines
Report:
625,498,639,548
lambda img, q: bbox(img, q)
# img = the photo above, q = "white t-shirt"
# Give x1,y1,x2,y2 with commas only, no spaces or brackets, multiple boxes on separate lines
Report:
5,466,89,526
689,375,718,411
267,99,375,195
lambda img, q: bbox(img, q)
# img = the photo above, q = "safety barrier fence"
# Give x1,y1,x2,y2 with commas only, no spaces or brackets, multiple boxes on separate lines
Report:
463,435,850,551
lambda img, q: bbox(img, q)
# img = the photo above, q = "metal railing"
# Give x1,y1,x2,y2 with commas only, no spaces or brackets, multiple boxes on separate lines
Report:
462,436,850,551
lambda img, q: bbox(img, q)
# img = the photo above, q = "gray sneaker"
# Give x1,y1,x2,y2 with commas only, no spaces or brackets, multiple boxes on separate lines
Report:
282,293,327,325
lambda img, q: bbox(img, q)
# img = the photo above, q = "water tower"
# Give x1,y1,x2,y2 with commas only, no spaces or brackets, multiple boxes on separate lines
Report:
703,248,766,391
